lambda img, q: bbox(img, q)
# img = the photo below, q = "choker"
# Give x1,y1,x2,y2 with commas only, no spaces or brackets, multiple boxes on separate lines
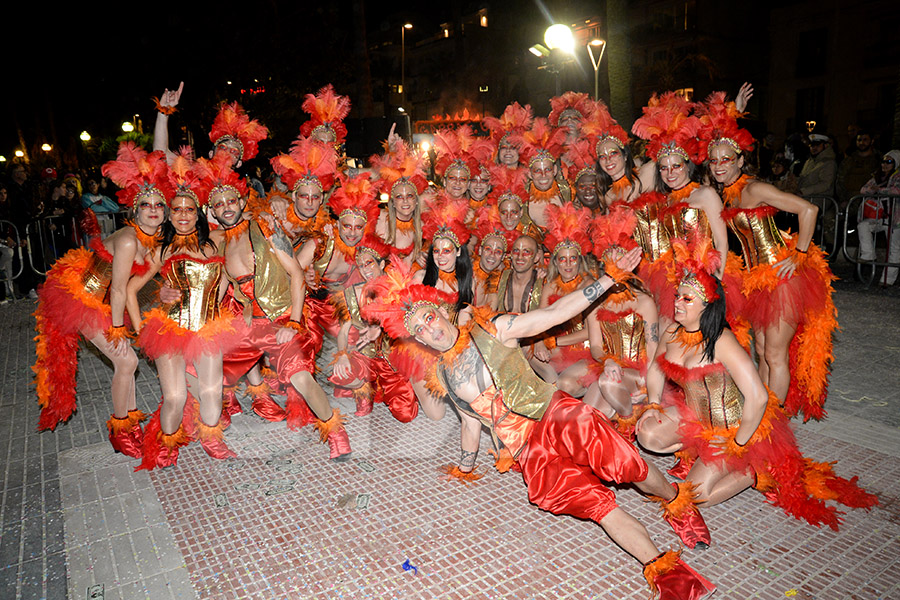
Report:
722,174,753,208
223,219,250,243
170,230,199,252
130,221,160,250
674,327,704,349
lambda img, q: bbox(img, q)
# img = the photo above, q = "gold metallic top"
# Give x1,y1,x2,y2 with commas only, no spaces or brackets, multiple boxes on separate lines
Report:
225,222,292,322
162,257,223,331
633,200,671,260
726,209,785,268
470,325,554,419
496,269,543,313
663,203,711,242
679,366,744,429
344,285,385,358
80,250,113,302
313,237,335,277
599,311,645,365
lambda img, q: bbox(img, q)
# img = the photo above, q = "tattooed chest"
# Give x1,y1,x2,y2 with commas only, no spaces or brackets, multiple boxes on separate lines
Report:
443,344,490,398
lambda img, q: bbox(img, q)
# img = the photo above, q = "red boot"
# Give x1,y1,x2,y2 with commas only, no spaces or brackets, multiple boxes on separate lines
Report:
314,409,352,462
127,409,147,455
220,386,242,429
136,410,190,472
667,451,695,480
353,384,374,417
196,420,237,459
247,382,287,422
652,481,711,549
107,414,143,458
643,551,716,600
285,387,315,430
157,426,190,468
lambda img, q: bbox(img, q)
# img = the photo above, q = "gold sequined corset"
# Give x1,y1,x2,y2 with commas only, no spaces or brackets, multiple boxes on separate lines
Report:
724,206,785,268
80,249,114,302
663,203,711,242
665,359,743,429
161,256,224,331
599,311,645,365
633,201,671,261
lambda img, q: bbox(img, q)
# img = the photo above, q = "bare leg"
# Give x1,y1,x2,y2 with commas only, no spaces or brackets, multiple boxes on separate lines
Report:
557,360,589,398
754,329,768,384
155,354,188,434
88,332,139,418
635,407,684,454
289,371,333,421
246,363,264,387
194,353,224,427
582,382,616,419
763,319,796,403
598,369,643,418
597,507,662,564
688,459,754,507
412,379,446,420
631,462,676,501
529,355,559,383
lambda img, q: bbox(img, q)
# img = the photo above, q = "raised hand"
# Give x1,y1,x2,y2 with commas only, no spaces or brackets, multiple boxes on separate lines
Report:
735,82,754,113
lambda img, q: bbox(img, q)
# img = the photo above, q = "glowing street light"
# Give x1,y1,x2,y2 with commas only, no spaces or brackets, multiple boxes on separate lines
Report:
0,156,6,162
122,121,134,133
587,39,607,101
80,131,91,142
401,22,413,107
15,150,24,158
544,24,574,55
41,144,52,152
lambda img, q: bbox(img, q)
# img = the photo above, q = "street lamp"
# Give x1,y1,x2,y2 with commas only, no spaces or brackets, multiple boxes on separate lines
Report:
15,150,24,158
587,39,607,101
41,144,52,152
541,24,575,96
80,131,91,142
401,23,413,107
122,121,134,133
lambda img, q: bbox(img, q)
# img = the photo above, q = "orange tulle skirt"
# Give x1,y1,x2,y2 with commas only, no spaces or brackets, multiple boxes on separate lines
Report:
137,309,243,364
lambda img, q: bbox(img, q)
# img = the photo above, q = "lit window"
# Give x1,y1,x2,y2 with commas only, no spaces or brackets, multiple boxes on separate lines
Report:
444,28,450,38
480,15,488,27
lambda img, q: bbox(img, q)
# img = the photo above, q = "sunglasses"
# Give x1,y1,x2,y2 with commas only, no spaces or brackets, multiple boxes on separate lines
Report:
883,159,895,165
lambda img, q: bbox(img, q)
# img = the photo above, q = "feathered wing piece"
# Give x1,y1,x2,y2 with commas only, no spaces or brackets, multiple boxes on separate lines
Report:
328,172,381,232
271,136,339,193
422,195,471,246
168,147,203,206
543,202,593,256
548,91,595,127
369,139,429,195
696,91,755,163
194,151,249,206
208,102,269,161
362,257,455,339
631,92,702,163
670,233,722,303
300,84,352,144
101,142,173,207
482,101,535,146
515,117,568,167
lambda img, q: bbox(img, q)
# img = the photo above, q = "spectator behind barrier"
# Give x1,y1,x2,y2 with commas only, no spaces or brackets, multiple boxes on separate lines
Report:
838,129,881,209
857,150,900,287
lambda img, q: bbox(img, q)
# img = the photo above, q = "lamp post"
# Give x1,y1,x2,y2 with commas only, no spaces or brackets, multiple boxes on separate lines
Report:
587,39,607,101
401,23,413,108
542,24,575,96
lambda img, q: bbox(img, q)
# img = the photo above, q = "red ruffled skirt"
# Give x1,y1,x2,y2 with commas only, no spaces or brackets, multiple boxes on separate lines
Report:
138,308,243,364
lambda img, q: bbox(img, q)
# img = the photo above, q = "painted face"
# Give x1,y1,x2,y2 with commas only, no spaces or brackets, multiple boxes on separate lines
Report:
409,304,457,351
313,127,337,144
293,183,323,219
355,251,384,282
499,198,523,230
575,172,599,208
658,155,690,190
432,237,459,272
597,140,626,180
510,236,539,273
338,214,367,247
468,167,491,201
558,109,582,138
708,143,743,185
554,246,580,282
479,237,505,271
210,189,245,227
673,284,705,329
134,192,167,231
529,158,555,192
498,140,519,167
169,196,199,235
215,139,243,167
444,166,470,199
391,182,418,221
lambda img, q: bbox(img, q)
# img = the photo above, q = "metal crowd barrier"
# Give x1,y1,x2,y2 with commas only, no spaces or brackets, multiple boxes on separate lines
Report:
0,220,25,283
842,194,900,287
802,195,841,260
25,214,81,276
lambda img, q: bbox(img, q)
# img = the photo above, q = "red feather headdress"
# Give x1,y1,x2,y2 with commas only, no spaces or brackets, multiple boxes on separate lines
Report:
328,173,380,230
486,163,529,208
362,257,456,339
543,202,592,256
208,102,269,162
472,204,518,252
101,142,173,208
355,233,393,262
696,91,755,163
564,138,598,186
548,91,595,127
581,99,629,152
270,136,339,193
515,117,567,168
194,151,248,206
299,84,352,144
433,125,493,178
631,92,702,163
482,102,534,147
591,205,639,261
422,194,471,247
369,139,429,195
168,147,203,206
670,233,721,303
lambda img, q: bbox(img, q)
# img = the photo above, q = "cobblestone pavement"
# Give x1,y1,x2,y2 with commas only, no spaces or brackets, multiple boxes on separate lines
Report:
1,272,898,600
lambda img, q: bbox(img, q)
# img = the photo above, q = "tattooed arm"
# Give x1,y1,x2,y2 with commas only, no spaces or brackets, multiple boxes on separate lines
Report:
636,291,661,363
495,247,642,345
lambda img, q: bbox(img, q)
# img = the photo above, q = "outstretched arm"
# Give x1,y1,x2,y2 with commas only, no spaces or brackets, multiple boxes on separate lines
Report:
494,247,641,345
152,82,183,159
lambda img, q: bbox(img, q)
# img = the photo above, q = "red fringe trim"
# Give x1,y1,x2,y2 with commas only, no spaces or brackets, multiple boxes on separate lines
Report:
314,409,347,442
439,464,484,483
643,550,682,593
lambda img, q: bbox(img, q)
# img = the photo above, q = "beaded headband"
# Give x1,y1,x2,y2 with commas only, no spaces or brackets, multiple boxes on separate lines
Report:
134,184,164,205
433,225,461,248
214,135,245,161
708,137,742,156
575,165,597,182
552,239,582,257
528,149,555,169
311,123,336,141
175,185,200,205
679,271,718,303
390,177,418,195
479,230,507,250
293,175,323,194
596,134,625,153
559,108,583,122
338,207,368,222
445,159,471,179
210,184,241,200
404,300,441,336
657,141,690,162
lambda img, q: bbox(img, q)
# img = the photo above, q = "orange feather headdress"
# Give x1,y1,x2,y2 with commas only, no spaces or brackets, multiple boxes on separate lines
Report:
581,99,629,153
101,142,173,208
543,202,593,256
422,194,471,247
563,138,599,186
482,101,535,147
515,117,567,168
299,84,352,144
433,125,493,178
670,233,721,303
631,92,702,163
270,135,339,194
485,163,529,208
194,151,249,206
696,91,755,163
208,102,269,162
548,91,595,127
328,173,381,231
167,147,203,206
591,206,639,261
355,233,393,262
369,138,429,195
